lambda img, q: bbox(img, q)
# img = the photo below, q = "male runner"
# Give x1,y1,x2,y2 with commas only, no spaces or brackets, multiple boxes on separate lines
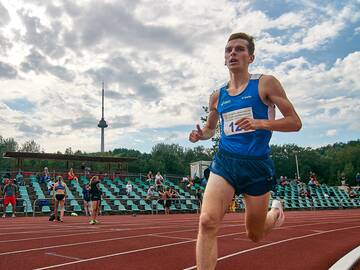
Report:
189,32,302,270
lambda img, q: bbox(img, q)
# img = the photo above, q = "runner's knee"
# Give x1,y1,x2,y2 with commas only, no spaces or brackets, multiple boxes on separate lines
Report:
199,212,220,232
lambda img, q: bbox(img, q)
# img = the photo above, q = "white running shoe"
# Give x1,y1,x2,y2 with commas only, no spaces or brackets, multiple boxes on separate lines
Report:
89,220,95,225
272,199,285,227
2,214,5,218
12,214,16,218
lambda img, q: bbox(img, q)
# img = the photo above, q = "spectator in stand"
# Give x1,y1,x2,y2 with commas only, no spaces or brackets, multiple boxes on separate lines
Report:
348,186,358,199
82,184,91,216
53,176,67,222
187,179,194,189
146,171,154,183
280,176,289,187
308,178,316,187
47,178,55,196
146,186,155,201
356,172,360,187
200,176,208,188
311,172,320,187
181,175,190,183
126,181,133,196
68,168,79,183
16,170,24,186
2,179,18,218
340,173,347,186
155,171,164,190
40,167,50,184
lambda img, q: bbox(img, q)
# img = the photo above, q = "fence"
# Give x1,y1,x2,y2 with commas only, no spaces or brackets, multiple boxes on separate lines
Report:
32,196,202,217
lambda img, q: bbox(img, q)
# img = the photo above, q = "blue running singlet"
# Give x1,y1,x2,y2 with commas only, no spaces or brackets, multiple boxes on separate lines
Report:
216,74,275,157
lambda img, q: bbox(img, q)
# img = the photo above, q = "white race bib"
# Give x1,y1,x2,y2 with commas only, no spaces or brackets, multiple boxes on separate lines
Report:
223,107,255,136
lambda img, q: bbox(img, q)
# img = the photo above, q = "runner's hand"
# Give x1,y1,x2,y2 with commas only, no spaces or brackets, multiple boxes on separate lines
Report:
235,118,260,131
189,124,203,143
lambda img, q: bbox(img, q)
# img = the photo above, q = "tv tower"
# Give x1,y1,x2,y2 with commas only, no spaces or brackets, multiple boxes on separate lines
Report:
97,82,108,152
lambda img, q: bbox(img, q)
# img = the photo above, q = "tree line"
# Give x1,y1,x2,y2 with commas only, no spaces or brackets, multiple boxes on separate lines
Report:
0,135,359,186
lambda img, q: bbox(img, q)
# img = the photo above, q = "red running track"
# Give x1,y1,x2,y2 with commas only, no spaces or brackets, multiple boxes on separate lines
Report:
0,209,359,270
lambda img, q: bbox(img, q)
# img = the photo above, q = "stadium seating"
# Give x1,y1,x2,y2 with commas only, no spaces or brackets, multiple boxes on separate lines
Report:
5,174,359,216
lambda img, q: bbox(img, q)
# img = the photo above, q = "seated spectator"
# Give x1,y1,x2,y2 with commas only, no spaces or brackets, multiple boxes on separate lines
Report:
181,176,190,183
146,171,154,183
187,179,194,189
126,181,133,196
280,177,289,186
40,167,50,184
356,172,360,187
340,173,347,186
200,177,208,187
146,186,155,200
16,170,24,186
47,178,55,196
308,177,316,187
310,172,320,187
193,176,201,184
68,168,79,183
155,171,164,190
348,187,358,198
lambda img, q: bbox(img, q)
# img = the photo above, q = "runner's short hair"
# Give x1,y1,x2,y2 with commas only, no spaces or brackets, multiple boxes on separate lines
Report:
227,33,255,55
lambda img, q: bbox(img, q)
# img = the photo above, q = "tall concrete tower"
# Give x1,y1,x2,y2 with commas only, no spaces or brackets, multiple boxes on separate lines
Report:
97,82,108,152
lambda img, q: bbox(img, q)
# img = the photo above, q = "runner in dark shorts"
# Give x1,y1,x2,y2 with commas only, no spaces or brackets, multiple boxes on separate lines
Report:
82,184,91,216
89,176,101,224
53,176,67,222
189,32,302,269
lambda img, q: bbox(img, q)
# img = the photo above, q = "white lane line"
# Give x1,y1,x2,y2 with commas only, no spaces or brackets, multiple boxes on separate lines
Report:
33,225,360,270
0,229,120,243
1,218,358,256
149,234,194,241
183,225,360,270
45,252,82,261
233,238,273,243
0,228,86,236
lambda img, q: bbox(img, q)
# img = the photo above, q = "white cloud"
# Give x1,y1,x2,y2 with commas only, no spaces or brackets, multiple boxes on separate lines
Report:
0,0,359,152
326,129,337,137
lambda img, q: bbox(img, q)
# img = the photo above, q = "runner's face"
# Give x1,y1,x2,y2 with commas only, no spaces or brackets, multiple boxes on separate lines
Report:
224,39,253,71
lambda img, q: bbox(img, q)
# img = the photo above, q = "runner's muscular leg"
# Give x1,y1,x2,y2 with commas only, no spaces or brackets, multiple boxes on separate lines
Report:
197,172,235,270
243,192,279,242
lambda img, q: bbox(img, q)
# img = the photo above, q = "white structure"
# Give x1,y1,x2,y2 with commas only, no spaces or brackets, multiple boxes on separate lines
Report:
97,82,108,152
190,160,211,179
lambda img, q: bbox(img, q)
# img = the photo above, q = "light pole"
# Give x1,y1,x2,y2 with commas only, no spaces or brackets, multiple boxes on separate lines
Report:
294,151,300,180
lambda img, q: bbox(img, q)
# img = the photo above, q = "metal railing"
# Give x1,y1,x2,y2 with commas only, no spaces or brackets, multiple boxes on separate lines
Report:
32,196,201,217
155,198,201,215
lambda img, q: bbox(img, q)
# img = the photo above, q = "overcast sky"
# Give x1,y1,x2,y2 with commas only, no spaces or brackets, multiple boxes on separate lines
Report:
0,0,359,153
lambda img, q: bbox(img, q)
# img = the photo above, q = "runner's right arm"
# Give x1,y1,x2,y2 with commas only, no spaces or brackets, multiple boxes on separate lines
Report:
189,90,220,142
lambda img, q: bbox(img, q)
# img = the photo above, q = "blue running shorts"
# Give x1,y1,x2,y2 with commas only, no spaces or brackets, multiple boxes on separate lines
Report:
209,149,276,196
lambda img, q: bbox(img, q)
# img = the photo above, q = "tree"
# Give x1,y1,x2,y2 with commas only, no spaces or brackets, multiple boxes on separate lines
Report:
0,136,19,153
64,147,73,155
20,140,41,153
